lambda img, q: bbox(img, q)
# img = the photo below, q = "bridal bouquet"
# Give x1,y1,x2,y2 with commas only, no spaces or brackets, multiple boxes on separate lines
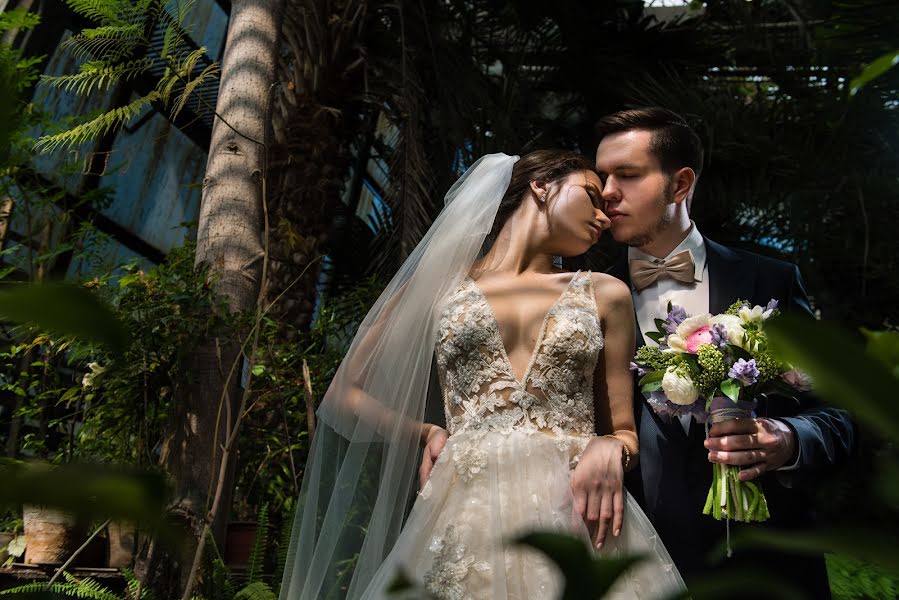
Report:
631,299,809,524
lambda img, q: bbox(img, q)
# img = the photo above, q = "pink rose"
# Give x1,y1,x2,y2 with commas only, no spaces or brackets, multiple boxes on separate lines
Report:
686,326,712,353
782,369,812,392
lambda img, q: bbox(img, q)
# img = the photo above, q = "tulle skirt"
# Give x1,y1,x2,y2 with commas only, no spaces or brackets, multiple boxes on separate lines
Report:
360,429,685,599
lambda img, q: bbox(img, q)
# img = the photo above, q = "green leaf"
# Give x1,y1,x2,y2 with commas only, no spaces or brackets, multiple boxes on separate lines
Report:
252,363,266,377
726,344,752,361
728,526,899,578
641,380,663,393
646,331,663,343
0,460,177,547
766,315,899,440
720,378,741,403
862,328,899,378
514,531,643,599
385,568,416,594
6,535,25,558
0,283,129,355
850,49,899,96
638,369,665,387
234,581,277,600
673,568,805,600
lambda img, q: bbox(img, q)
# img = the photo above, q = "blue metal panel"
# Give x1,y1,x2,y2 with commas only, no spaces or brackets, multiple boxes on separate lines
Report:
182,0,229,62
30,30,116,195
98,98,204,254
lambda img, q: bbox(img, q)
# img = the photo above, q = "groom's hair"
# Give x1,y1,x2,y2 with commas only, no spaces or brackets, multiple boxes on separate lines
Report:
595,107,704,179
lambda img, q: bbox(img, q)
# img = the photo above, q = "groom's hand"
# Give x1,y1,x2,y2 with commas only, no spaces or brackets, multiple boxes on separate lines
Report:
705,418,798,481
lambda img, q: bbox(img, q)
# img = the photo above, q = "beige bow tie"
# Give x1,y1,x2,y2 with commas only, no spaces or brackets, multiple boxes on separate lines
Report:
628,250,695,291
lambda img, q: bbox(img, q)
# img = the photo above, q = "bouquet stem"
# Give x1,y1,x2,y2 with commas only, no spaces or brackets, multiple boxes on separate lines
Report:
702,405,771,531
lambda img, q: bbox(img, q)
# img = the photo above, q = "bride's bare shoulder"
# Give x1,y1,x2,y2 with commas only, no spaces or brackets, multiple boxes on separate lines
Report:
588,272,633,311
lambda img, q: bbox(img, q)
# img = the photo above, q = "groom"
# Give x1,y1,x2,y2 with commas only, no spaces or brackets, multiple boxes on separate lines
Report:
596,107,855,597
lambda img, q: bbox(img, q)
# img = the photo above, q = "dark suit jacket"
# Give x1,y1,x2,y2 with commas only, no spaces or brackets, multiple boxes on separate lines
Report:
609,237,856,599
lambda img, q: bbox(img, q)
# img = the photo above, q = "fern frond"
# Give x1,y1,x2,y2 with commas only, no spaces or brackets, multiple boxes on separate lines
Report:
122,567,157,600
247,503,269,584
0,572,122,599
170,59,219,120
211,557,236,600
0,7,42,32
66,0,132,24
42,57,154,95
169,0,197,27
234,581,277,600
271,504,296,596
61,24,143,61
158,9,189,60
34,91,159,154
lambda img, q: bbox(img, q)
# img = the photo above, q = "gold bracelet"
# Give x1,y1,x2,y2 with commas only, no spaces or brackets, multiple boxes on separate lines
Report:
603,434,631,471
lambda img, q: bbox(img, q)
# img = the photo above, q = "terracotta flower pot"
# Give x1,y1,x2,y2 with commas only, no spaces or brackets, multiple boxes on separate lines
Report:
225,521,258,568
22,506,86,565
106,521,136,568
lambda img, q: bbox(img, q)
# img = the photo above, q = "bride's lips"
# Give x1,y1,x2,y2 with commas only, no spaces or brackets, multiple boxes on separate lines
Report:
588,223,602,240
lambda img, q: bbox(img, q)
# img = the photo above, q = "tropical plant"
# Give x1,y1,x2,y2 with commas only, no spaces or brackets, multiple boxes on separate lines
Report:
33,0,220,153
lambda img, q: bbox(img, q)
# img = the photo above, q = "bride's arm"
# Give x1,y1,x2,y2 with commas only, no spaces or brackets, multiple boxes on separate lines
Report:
592,276,638,468
333,281,442,446
570,274,637,550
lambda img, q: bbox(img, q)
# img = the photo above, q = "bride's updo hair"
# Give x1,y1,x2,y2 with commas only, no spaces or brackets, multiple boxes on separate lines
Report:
490,149,594,238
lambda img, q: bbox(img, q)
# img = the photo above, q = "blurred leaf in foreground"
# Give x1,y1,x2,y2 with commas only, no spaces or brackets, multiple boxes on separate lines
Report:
0,283,129,355
514,531,642,600
766,315,899,441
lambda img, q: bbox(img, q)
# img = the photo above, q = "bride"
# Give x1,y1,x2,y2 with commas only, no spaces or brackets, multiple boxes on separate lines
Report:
279,151,685,599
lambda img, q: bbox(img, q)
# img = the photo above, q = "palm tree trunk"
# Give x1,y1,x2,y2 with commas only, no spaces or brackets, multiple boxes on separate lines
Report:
134,0,284,594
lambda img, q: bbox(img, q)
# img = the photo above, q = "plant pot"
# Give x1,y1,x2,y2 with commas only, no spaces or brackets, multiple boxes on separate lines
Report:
225,521,258,568
22,506,86,565
106,521,136,568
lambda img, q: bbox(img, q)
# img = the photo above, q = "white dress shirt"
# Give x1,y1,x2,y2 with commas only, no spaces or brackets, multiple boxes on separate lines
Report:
629,222,707,434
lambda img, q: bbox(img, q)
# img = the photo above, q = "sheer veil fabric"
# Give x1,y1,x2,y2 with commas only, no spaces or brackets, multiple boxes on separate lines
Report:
279,154,519,599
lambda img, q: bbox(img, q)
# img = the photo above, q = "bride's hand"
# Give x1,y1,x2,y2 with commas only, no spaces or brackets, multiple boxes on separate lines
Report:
571,435,625,550
419,426,449,491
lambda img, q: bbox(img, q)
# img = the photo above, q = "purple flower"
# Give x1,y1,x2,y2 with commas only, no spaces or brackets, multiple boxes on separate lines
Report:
766,299,779,311
709,323,729,350
663,305,687,335
728,358,759,386
629,362,649,377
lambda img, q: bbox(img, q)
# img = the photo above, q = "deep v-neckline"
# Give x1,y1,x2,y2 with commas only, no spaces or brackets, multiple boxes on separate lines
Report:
467,271,582,387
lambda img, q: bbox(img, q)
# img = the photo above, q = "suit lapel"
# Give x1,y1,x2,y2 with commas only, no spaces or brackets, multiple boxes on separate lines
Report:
705,237,754,314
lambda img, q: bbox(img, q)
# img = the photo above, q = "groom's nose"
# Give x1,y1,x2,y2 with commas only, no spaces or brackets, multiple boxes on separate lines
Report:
601,176,622,203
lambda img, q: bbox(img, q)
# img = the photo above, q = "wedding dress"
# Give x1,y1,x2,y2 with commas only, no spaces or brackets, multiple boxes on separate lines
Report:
359,271,684,599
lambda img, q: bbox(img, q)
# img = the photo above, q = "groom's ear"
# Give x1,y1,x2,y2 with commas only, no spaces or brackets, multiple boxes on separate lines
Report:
670,167,697,209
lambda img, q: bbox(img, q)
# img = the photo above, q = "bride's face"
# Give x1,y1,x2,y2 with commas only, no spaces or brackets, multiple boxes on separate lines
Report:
541,170,610,256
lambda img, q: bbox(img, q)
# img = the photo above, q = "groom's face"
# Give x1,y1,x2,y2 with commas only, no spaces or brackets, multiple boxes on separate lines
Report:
595,130,675,248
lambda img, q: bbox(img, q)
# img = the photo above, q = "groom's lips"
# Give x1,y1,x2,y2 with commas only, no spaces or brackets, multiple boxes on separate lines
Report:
605,210,626,223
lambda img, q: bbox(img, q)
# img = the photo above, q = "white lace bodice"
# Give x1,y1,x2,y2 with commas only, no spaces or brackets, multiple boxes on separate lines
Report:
434,271,603,441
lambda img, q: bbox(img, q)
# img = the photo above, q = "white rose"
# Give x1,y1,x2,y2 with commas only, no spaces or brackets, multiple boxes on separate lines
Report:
710,314,746,348
667,314,711,354
661,366,700,406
